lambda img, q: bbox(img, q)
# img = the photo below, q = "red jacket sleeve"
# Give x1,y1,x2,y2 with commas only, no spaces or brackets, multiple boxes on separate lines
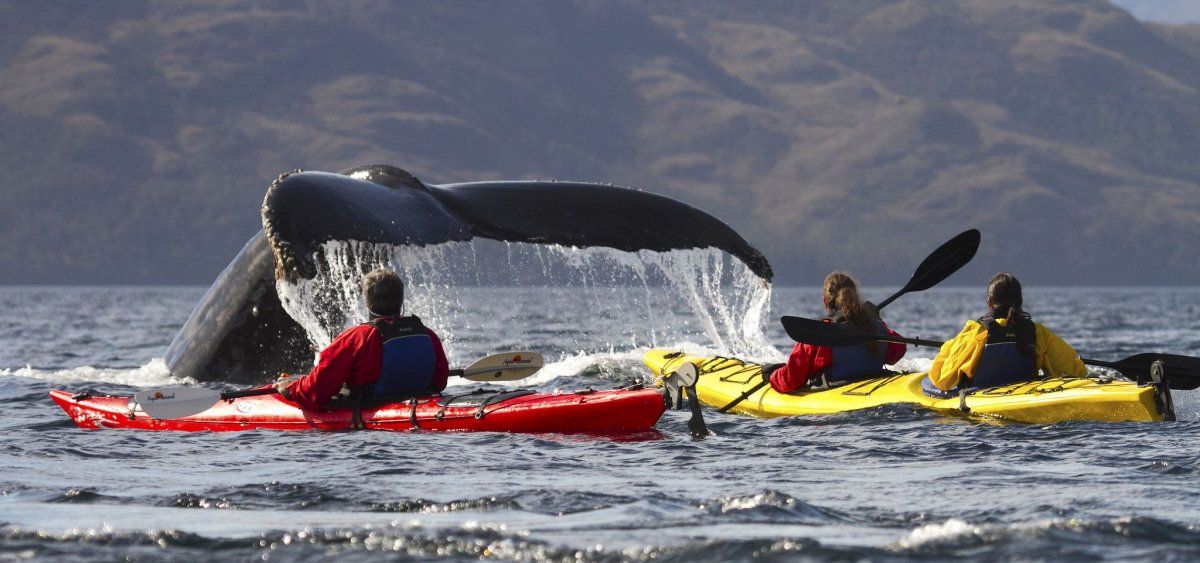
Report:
283,325,381,409
883,323,907,365
768,341,833,393
426,328,450,393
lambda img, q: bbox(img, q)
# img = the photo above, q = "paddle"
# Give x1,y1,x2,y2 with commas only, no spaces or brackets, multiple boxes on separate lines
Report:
874,229,981,310
451,351,544,381
780,315,1200,390
661,362,709,438
134,351,545,420
716,229,981,413
780,315,944,349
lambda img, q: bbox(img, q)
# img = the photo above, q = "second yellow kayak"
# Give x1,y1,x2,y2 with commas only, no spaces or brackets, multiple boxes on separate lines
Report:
643,349,1162,423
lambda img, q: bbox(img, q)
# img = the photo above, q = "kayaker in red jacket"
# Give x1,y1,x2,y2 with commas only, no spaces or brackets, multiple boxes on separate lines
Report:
275,268,449,409
763,272,906,393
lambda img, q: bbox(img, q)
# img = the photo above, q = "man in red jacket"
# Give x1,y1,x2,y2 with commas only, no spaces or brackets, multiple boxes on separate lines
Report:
275,268,449,409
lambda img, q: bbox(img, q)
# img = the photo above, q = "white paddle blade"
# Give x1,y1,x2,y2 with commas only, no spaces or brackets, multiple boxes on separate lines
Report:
670,363,698,387
460,351,544,382
133,387,221,419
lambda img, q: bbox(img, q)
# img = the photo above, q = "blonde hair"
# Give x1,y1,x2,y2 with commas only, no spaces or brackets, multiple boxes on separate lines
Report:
823,271,879,353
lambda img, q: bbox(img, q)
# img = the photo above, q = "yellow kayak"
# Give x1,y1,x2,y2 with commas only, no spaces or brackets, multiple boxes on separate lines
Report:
643,349,1163,423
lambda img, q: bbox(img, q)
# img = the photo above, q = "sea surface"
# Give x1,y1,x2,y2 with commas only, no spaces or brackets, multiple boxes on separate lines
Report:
3,285,1200,561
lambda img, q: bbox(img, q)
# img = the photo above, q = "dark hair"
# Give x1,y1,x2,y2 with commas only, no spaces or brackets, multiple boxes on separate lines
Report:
987,272,1023,323
823,271,879,354
362,268,404,316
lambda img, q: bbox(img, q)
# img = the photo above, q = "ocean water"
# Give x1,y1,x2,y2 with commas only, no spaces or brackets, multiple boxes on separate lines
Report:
3,285,1200,561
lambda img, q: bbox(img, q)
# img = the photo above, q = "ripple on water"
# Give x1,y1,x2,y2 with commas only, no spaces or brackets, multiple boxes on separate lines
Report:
892,516,1200,559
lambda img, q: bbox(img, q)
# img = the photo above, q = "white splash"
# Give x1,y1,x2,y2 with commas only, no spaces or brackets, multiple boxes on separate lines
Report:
891,356,935,374
0,358,193,387
893,518,977,549
275,240,776,368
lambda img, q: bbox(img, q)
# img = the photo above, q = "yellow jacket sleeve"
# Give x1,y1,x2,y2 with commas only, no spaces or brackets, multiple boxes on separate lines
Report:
927,321,988,390
1034,323,1087,377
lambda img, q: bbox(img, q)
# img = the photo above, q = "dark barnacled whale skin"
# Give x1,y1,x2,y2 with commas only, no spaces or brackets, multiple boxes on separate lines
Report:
163,230,311,384
166,165,772,382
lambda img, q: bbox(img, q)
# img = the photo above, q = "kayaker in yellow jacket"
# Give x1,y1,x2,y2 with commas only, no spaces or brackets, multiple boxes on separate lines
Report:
927,273,1085,391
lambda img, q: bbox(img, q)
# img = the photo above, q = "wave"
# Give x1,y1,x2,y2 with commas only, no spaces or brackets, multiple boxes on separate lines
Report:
18,517,1197,562
698,490,852,525
0,358,191,387
892,516,1200,556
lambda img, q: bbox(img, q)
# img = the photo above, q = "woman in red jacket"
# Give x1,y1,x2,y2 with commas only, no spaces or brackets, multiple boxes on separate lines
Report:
763,272,906,393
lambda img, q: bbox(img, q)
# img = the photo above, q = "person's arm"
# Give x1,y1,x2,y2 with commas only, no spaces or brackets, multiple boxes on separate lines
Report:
280,326,378,409
927,322,985,391
767,342,830,393
1035,323,1087,377
426,328,450,393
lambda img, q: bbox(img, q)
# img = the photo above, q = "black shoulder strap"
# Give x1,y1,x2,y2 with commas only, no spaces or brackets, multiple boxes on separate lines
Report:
980,310,1036,354
826,301,883,325
365,315,427,340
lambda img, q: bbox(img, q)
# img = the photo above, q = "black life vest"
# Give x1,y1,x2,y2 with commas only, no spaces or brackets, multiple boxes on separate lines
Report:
970,308,1038,387
364,315,437,396
823,304,889,382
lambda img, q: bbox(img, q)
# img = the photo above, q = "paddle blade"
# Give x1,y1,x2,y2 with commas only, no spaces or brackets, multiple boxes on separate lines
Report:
780,316,877,347
671,363,698,387
133,387,221,419
460,351,544,382
904,229,980,293
1114,353,1200,390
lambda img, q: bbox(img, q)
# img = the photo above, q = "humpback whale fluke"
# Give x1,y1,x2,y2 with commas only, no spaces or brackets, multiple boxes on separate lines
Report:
264,164,772,282
166,165,772,383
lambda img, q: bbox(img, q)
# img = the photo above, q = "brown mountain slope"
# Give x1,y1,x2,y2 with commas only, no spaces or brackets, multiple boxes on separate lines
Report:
0,0,1197,285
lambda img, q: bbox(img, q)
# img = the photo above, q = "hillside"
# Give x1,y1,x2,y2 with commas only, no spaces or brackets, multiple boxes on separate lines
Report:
1,0,1198,285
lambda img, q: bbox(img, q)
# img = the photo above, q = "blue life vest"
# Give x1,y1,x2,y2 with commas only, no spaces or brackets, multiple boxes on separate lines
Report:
824,315,889,383
969,310,1037,388
365,315,437,397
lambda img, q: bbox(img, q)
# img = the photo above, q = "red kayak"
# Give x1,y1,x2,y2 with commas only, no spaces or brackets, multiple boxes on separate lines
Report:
49,386,666,433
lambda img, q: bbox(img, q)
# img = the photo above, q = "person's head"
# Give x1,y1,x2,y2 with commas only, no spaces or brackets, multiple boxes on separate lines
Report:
986,272,1022,318
822,271,878,352
822,271,857,312
823,270,871,321
362,268,405,316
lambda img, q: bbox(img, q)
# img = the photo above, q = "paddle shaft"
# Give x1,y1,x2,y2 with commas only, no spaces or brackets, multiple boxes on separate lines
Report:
223,387,278,400
218,369,486,401
221,368,484,400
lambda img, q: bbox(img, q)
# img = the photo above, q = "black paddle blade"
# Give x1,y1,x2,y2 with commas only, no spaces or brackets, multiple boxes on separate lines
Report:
904,229,980,293
874,228,980,310
686,395,709,438
1113,353,1200,390
780,316,878,347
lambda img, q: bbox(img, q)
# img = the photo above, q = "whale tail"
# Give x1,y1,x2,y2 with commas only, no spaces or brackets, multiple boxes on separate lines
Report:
166,165,773,383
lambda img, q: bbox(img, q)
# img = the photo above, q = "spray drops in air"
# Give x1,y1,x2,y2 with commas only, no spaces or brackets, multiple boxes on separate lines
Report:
275,239,776,365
